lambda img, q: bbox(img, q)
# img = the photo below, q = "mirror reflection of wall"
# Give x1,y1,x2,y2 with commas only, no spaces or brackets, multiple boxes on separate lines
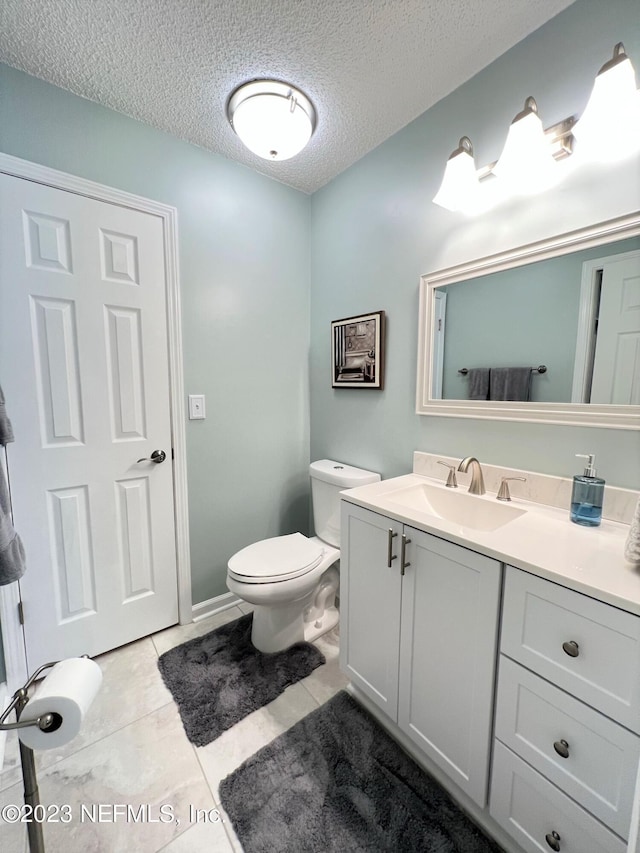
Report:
435,236,640,403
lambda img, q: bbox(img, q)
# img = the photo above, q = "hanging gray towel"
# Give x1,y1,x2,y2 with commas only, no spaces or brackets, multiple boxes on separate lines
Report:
489,367,532,402
0,459,26,585
0,385,14,445
0,384,26,585
467,368,490,400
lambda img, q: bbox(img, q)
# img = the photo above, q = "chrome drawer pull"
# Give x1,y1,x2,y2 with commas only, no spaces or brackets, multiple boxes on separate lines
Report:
387,529,398,568
553,739,570,759
545,830,561,851
562,640,579,658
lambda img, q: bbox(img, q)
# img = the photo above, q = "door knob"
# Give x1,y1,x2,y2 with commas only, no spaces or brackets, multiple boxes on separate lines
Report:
136,450,166,464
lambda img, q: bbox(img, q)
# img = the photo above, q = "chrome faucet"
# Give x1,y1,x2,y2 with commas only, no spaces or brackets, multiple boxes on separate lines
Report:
457,456,486,495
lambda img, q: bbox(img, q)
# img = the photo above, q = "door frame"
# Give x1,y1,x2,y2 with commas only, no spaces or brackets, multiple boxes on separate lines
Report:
0,153,192,690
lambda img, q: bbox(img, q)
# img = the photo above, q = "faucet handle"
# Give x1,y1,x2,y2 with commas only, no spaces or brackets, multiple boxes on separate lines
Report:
437,461,458,488
497,476,526,502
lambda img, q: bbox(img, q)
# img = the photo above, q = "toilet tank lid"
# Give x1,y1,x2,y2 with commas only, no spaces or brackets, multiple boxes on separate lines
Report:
310,459,381,488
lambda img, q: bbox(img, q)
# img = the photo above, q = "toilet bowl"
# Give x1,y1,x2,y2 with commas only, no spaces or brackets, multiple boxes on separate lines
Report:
226,460,380,653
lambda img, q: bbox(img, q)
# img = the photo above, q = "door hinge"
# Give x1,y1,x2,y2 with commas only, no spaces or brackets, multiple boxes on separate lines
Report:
17,601,24,625
171,448,175,460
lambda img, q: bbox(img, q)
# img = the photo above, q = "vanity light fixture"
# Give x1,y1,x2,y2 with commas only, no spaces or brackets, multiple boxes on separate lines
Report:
493,97,560,195
432,41,640,214
226,79,316,161
432,137,481,213
573,42,640,162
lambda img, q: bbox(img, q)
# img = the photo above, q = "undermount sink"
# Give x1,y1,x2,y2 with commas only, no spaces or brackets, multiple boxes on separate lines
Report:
385,482,526,532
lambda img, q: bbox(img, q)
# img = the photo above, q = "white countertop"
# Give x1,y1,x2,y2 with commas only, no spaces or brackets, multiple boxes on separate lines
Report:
341,473,640,616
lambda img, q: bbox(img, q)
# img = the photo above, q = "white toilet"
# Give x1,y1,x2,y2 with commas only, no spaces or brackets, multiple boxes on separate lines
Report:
226,460,380,653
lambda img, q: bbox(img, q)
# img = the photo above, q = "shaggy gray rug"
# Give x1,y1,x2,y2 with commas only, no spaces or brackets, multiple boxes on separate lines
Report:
219,690,504,853
157,614,325,746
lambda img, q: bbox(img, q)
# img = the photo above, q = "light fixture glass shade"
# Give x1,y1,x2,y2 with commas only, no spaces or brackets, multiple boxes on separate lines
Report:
493,97,559,195
573,44,640,162
227,80,316,161
432,137,481,213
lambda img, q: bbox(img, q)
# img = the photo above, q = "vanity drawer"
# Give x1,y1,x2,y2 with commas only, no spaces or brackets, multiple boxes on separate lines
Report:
490,740,627,853
495,655,639,838
501,566,640,732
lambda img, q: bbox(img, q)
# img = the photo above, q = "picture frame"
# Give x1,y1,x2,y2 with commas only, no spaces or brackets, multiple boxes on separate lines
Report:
331,311,385,389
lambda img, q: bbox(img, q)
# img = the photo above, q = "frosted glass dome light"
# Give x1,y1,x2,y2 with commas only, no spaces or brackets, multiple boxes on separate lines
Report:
227,80,316,161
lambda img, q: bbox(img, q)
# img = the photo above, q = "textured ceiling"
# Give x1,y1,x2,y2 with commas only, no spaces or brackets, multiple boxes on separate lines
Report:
0,0,576,193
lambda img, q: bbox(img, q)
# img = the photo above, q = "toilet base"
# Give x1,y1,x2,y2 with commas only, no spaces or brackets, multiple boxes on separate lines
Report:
250,566,339,653
302,604,339,644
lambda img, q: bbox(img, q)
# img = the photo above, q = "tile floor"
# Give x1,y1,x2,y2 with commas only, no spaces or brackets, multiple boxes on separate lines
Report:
0,603,348,852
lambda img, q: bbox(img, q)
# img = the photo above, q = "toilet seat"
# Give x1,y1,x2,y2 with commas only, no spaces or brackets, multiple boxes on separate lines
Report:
228,532,324,584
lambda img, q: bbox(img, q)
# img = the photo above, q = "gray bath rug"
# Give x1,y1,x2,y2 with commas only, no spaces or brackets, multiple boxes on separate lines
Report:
157,614,325,746
219,690,504,853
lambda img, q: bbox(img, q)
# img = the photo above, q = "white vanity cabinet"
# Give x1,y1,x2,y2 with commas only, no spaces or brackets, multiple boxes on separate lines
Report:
340,501,502,806
490,566,640,853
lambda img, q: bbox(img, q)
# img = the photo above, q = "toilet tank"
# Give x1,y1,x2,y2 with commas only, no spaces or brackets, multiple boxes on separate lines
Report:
310,460,380,547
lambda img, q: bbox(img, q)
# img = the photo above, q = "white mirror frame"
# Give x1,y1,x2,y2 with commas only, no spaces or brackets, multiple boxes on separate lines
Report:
416,211,640,429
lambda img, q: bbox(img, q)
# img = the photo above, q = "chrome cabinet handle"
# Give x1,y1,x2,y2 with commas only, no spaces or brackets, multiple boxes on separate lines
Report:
553,739,570,759
136,449,167,464
400,534,411,576
562,640,580,658
387,529,398,568
545,830,561,851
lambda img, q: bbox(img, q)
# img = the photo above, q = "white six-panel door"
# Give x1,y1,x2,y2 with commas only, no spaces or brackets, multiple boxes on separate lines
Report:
0,173,178,669
590,252,640,404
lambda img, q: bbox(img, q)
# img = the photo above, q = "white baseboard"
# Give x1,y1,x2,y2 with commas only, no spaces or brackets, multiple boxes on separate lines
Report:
192,592,240,623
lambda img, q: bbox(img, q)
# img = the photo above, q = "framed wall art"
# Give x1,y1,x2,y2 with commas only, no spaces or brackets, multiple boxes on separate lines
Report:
331,311,385,389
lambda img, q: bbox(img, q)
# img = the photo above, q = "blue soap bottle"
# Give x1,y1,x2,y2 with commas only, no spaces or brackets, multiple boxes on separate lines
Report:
570,453,604,527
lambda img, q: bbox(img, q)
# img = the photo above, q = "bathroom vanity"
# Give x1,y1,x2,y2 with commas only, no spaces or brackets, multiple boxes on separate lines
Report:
339,452,640,853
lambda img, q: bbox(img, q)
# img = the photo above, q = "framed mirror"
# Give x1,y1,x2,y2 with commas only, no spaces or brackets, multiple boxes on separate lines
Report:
416,212,640,429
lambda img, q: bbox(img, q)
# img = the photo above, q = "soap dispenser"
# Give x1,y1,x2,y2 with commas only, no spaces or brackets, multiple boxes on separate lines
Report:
570,453,604,527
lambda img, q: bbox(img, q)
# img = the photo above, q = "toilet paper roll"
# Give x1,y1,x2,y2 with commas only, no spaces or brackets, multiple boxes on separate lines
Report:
18,657,102,751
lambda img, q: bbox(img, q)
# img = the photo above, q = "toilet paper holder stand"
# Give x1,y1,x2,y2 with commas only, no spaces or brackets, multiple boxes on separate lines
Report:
0,657,85,853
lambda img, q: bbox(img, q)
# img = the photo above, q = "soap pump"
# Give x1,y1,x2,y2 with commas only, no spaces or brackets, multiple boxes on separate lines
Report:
570,453,604,527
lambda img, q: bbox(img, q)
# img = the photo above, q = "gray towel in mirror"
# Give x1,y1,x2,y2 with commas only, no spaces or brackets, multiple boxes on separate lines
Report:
489,367,532,402
467,368,490,400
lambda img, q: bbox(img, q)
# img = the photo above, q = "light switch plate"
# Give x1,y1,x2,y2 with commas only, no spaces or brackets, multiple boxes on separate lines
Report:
188,394,206,420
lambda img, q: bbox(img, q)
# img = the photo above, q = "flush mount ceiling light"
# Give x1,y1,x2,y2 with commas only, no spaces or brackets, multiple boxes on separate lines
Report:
432,40,640,215
227,80,316,161
573,42,640,162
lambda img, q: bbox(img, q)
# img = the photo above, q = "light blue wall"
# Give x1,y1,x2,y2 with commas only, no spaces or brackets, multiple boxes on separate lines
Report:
0,64,312,605
310,0,640,489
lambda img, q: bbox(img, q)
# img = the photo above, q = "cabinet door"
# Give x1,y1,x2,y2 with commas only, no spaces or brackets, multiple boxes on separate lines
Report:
340,502,403,720
398,528,501,806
